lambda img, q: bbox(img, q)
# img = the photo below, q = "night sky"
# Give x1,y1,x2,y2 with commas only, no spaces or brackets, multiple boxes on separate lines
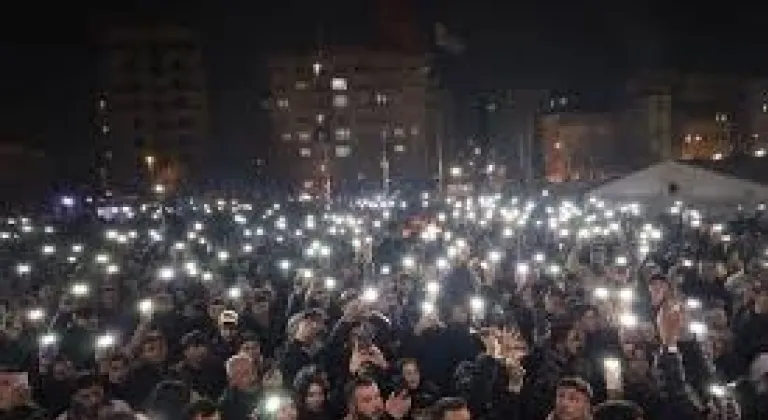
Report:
0,0,766,186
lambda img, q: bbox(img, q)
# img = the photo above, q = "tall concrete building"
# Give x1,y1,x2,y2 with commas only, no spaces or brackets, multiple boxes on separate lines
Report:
267,48,434,194
99,26,209,193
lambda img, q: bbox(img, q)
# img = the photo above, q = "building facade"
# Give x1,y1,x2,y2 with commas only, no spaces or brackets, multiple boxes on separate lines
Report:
100,26,209,193
539,112,616,182
267,49,434,193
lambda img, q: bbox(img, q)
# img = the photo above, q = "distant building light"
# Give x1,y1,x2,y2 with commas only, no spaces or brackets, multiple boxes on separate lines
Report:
298,131,311,142
712,152,724,161
312,62,322,76
295,80,308,90
394,144,405,153
331,77,347,91
276,98,289,109
281,133,292,141
333,94,348,108
299,148,312,158
316,114,325,124
335,145,351,157
554,141,562,150
393,127,405,137
755,148,767,158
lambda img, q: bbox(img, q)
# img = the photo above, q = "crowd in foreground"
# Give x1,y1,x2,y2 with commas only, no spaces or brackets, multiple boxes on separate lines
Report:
0,193,765,420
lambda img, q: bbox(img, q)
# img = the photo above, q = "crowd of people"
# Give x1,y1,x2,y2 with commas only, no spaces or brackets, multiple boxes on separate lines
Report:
0,193,765,420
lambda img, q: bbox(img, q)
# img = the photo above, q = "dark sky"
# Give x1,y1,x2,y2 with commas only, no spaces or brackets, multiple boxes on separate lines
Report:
0,0,766,185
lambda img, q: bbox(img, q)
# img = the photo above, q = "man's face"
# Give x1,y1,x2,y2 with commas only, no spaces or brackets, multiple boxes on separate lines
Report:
554,387,590,420
442,407,471,420
240,341,263,365
107,359,129,383
353,384,383,420
305,383,325,412
185,344,208,363
141,335,168,363
402,362,420,389
74,385,105,412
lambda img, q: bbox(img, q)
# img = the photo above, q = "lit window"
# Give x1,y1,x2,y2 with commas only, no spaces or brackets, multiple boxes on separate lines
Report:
763,103,768,113
554,142,562,150
277,98,289,109
312,62,322,76
684,134,692,143
303,180,314,188
335,145,351,157
333,94,348,108
715,112,728,122
393,127,405,137
331,77,347,91
755,149,767,158
695,135,702,141
98,99,107,110
316,114,325,124
394,144,406,153
375,93,389,105
295,81,308,90
410,125,419,136
102,125,110,134
299,148,311,157
559,97,568,106
281,133,292,141
334,128,351,141
298,131,311,142
712,152,723,161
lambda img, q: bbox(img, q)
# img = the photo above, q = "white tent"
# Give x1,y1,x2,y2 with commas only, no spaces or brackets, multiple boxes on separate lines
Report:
589,160,768,210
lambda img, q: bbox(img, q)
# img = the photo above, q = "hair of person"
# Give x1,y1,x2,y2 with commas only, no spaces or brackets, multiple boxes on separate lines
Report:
74,372,103,392
593,400,643,420
397,358,419,372
556,377,593,401
185,398,220,419
143,380,191,417
432,397,468,420
549,319,576,345
293,365,328,394
226,353,253,377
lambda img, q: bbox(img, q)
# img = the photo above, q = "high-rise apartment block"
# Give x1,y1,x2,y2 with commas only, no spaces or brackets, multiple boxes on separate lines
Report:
267,48,434,193
99,26,209,192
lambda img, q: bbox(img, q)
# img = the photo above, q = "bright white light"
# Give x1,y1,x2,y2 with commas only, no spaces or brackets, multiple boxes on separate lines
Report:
217,251,230,262
709,384,727,398
755,149,767,158
380,265,391,275
689,321,707,336
158,267,175,281
138,299,153,315
604,357,621,372
153,184,165,194
362,287,379,302
27,308,45,322
436,258,449,271
95,253,109,264
619,312,638,328
682,259,693,268
402,256,415,269
72,244,83,253
618,288,634,302
324,277,336,290
547,264,561,275
278,260,292,271
469,296,484,313
106,264,120,275
594,287,610,300
516,263,529,275
488,250,503,263
686,298,702,310
41,244,56,255
421,301,435,314
615,256,628,266
96,333,116,349
71,283,90,297
61,196,75,207
16,263,31,275
202,272,214,281
426,281,440,294
193,222,204,231
40,333,57,347
228,287,242,300
242,243,254,253
533,252,545,263
265,395,283,413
